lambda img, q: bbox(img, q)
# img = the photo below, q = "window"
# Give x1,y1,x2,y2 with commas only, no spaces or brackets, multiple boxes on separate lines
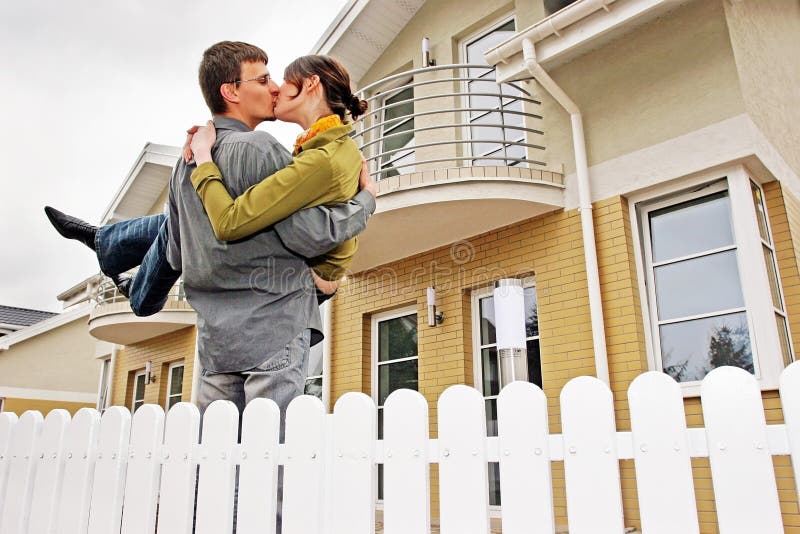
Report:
378,83,415,178
635,168,792,392
166,363,184,410
132,371,146,413
463,17,526,167
372,306,419,500
97,358,112,411
472,282,540,507
305,301,330,403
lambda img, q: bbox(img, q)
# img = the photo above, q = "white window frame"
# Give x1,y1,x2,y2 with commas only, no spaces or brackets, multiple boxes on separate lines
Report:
96,358,112,412
629,165,789,396
459,14,523,165
376,76,416,178
165,362,184,411
132,370,146,413
371,305,419,505
0,397,4,412
471,278,538,515
305,300,330,410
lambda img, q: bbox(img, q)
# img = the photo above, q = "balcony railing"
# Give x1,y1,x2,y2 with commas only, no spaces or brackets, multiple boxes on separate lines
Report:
353,64,543,180
90,275,187,307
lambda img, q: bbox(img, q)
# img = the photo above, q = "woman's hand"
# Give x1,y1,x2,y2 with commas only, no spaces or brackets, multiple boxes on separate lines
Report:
182,125,201,163
312,270,340,295
189,120,217,165
359,157,376,198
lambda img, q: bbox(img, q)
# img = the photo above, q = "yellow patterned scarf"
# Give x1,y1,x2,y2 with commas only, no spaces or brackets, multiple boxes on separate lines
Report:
293,114,343,155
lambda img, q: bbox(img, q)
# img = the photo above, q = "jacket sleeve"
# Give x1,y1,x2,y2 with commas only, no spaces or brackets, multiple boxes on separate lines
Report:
309,237,358,281
274,189,375,258
189,150,333,241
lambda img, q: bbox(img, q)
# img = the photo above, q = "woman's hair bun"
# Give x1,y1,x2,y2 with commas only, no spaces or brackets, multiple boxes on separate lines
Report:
348,94,368,120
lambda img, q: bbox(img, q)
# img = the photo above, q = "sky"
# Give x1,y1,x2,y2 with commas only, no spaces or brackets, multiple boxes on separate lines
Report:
0,0,348,312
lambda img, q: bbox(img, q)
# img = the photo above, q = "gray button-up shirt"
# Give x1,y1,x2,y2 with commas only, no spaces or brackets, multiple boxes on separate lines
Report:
166,117,374,372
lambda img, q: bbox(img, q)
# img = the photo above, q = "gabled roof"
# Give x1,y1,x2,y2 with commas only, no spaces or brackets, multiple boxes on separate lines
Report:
0,305,57,328
311,0,428,86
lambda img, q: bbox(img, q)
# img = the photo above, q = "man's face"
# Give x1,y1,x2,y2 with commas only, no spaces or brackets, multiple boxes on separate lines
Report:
234,61,280,124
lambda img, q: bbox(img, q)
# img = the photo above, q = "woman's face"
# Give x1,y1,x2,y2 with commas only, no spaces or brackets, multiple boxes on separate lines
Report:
273,78,306,124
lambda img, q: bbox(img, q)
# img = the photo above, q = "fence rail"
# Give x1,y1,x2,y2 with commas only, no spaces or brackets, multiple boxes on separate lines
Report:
2,364,800,533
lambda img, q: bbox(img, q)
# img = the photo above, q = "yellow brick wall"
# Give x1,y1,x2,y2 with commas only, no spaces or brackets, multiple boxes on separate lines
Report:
2,398,94,416
110,327,196,411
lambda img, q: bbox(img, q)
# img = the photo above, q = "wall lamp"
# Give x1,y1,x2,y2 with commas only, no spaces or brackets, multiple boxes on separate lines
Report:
144,360,157,384
494,279,528,386
422,37,436,67
427,287,444,326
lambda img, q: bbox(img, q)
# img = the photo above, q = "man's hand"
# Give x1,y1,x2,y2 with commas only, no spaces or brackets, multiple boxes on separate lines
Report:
190,120,217,165
182,125,201,163
359,157,376,198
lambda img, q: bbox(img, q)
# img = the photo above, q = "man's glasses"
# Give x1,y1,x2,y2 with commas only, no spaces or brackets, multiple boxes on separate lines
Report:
228,74,271,86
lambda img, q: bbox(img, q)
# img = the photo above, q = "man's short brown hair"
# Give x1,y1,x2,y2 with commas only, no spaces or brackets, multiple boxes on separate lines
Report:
199,41,268,115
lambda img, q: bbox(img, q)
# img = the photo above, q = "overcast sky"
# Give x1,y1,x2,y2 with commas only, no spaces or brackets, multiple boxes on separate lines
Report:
0,0,348,312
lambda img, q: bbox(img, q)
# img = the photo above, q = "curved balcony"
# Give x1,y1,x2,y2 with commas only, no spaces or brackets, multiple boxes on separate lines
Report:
350,64,564,273
88,276,195,345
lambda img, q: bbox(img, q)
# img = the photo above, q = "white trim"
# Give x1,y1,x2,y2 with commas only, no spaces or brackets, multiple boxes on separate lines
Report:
631,165,789,395
96,357,111,411
0,302,91,351
0,387,96,404
370,305,419,406
132,371,146,413
0,397,4,412
165,362,185,411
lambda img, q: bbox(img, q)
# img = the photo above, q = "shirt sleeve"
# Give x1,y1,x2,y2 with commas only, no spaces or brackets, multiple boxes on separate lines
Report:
165,161,183,270
190,149,333,241
309,237,358,281
274,189,375,258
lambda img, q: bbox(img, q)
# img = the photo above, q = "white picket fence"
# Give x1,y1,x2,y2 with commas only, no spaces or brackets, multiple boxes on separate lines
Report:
2,363,800,534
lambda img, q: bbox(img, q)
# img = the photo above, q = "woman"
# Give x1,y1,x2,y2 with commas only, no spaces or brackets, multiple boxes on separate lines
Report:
45,54,370,315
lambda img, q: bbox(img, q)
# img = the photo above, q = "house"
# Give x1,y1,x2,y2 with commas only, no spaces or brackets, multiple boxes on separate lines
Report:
10,0,798,530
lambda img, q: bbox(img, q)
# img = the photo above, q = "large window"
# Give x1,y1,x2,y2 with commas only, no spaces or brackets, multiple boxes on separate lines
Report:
166,363,184,411
472,282,541,507
636,169,793,391
378,84,415,178
463,17,526,166
372,307,419,500
132,371,146,413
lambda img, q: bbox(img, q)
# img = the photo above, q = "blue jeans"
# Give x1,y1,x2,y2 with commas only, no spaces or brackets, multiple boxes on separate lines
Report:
95,214,181,317
196,328,311,534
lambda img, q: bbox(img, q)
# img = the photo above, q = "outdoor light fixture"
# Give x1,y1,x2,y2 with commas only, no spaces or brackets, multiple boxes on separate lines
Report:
427,286,444,326
494,279,528,387
421,37,435,66
144,360,156,384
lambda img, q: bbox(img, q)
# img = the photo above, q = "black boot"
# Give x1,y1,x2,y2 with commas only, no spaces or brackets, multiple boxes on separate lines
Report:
111,273,133,299
44,206,98,251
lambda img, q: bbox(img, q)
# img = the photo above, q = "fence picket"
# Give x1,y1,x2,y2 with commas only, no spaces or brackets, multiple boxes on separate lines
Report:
560,376,624,534
28,409,70,534
56,408,101,534
332,392,376,534
0,412,18,518
157,403,200,534
438,385,490,534
383,389,430,534
237,398,280,534
628,372,699,534
701,366,783,533
195,400,238,534
121,405,165,534
0,410,43,534
88,407,131,534
283,395,326,534
497,381,553,534
780,361,800,503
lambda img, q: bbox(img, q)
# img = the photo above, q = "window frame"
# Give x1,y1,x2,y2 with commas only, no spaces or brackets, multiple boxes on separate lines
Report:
0,397,4,413
370,304,419,504
305,300,330,410
132,370,146,413
165,362,184,411
630,165,790,396
376,77,415,178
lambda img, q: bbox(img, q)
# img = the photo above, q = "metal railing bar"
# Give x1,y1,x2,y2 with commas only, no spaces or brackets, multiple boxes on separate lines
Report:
363,74,535,103
354,107,543,139
366,92,540,119
371,155,548,177
360,123,544,151
368,139,546,163
357,63,501,94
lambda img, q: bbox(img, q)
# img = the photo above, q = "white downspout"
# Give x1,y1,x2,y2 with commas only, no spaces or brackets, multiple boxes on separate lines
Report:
322,300,332,412
106,345,118,410
190,335,202,405
522,38,610,385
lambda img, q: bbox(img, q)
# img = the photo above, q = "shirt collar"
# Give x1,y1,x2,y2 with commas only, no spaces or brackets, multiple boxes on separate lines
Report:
297,124,354,153
212,116,252,132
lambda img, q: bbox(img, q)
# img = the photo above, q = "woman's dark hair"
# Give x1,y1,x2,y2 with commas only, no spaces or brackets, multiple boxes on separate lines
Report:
284,55,368,121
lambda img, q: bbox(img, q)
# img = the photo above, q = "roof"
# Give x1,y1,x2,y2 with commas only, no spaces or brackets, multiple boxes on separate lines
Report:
0,305,58,328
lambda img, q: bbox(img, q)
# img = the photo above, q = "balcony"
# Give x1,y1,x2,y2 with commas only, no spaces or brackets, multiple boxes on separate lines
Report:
350,64,564,273
88,276,195,345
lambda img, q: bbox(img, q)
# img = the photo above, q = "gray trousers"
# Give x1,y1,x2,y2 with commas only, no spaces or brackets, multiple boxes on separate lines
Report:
195,328,311,533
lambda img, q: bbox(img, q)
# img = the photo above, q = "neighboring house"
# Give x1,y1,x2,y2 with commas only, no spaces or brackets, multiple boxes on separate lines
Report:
7,0,798,530
0,305,56,337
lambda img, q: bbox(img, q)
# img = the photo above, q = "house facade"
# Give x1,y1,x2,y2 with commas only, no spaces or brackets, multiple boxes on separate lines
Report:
12,0,798,531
